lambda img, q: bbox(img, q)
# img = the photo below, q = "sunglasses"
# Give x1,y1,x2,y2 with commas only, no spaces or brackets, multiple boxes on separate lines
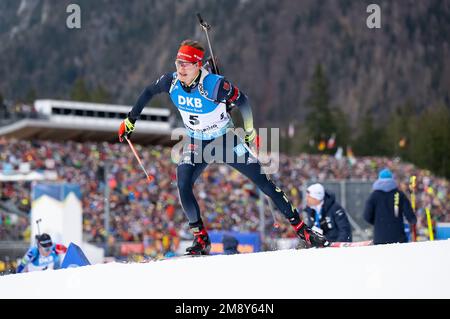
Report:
40,245,52,252
175,60,197,68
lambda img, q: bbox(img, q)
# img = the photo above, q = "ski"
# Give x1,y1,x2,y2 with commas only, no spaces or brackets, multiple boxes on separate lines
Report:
153,241,374,261
328,240,373,248
123,240,374,264
151,255,211,263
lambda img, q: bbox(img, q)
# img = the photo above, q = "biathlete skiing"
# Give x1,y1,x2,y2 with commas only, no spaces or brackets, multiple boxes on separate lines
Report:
118,38,329,255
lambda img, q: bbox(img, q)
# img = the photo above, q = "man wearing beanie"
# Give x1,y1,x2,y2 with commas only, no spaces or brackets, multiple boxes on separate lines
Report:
364,168,417,245
303,183,352,243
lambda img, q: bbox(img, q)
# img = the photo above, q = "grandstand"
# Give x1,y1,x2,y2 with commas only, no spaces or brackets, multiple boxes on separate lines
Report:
0,99,174,145
1,139,448,254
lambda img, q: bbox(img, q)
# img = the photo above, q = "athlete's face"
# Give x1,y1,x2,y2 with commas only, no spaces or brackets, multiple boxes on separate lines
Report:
39,245,52,257
175,59,201,85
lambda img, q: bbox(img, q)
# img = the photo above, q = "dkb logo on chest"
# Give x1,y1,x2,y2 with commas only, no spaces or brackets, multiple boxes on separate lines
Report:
178,96,203,108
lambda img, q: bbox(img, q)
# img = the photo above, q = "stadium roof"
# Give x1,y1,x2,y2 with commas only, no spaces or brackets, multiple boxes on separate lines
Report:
0,100,175,145
0,118,174,145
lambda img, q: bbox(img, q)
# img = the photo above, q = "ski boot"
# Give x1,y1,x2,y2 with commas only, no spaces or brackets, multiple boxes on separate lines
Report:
185,225,211,256
292,221,330,248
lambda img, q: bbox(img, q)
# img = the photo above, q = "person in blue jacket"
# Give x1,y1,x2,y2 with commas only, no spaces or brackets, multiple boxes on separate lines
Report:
364,168,417,245
303,183,352,243
16,233,67,273
118,39,329,255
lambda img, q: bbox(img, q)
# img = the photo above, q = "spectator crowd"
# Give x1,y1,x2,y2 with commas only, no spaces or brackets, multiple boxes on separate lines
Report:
0,137,448,258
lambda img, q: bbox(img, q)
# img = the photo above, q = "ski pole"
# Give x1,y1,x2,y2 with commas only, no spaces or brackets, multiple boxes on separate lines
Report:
36,218,42,236
125,136,152,182
197,13,220,75
425,207,434,241
409,175,417,241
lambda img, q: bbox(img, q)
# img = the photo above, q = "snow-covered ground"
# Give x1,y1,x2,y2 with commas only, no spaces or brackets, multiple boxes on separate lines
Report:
1,240,449,299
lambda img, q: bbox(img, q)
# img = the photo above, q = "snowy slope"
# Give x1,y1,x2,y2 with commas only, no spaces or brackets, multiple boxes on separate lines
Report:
1,240,449,299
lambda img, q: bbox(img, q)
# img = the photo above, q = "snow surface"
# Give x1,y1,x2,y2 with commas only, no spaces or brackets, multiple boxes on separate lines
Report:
1,240,449,299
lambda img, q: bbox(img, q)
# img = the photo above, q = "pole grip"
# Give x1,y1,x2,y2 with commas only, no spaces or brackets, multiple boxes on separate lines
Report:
36,218,42,236
197,13,210,30
196,13,220,74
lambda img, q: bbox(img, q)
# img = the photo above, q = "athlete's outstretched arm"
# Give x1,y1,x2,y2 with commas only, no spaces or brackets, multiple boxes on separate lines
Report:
16,248,35,273
128,73,173,121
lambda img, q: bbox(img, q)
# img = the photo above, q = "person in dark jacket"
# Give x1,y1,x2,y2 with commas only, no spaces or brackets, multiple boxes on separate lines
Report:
364,168,417,245
303,183,352,243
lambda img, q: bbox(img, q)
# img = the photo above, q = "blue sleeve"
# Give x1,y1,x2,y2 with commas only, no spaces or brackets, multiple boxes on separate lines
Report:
17,247,37,273
16,264,25,273
216,78,254,132
128,72,173,121
53,254,62,270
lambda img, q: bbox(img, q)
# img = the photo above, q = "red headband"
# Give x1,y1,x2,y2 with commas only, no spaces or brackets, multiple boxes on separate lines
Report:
177,45,204,64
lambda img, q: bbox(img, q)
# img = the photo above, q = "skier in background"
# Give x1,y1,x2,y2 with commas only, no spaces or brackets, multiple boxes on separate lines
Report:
119,39,329,255
16,233,67,273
